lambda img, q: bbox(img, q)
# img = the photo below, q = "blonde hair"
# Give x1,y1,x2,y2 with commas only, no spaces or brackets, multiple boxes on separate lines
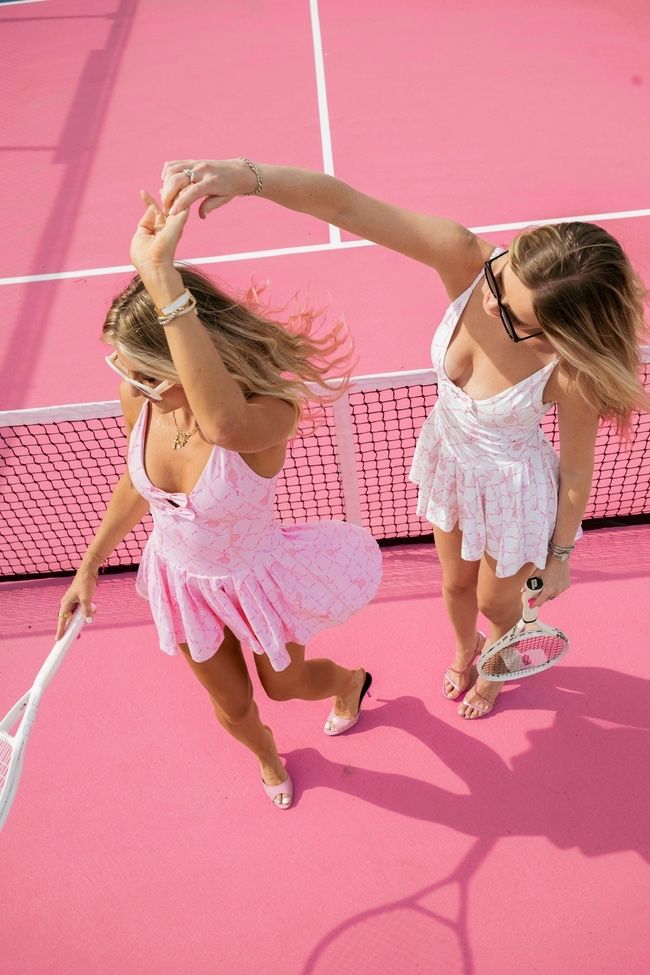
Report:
509,223,649,432
102,265,355,430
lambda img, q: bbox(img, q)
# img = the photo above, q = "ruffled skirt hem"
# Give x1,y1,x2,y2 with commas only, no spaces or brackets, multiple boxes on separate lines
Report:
409,432,563,579
136,521,382,670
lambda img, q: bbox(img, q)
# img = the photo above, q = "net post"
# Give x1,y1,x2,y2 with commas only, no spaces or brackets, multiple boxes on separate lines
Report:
330,389,364,526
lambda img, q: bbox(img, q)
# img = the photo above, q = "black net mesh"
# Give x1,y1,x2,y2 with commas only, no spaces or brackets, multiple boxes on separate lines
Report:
1,366,649,580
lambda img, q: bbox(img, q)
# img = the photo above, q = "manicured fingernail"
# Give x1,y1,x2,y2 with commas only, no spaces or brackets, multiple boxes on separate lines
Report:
85,617,93,624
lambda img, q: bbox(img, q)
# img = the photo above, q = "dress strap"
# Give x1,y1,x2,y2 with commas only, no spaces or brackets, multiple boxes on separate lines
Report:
534,356,561,405
433,246,509,375
132,400,149,447
127,400,149,481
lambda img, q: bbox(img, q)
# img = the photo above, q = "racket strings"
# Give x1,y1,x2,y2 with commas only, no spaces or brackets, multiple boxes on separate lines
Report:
480,632,568,677
0,733,14,791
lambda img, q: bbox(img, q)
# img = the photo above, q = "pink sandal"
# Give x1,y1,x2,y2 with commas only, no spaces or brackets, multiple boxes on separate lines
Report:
442,631,486,700
458,686,495,719
323,671,373,736
262,770,293,809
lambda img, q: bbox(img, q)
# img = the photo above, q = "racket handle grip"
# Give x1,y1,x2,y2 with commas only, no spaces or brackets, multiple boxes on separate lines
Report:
34,607,86,692
522,576,543,623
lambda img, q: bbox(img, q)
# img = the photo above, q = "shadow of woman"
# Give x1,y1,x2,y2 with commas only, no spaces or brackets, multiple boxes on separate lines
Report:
290,665,649,857
292,664,649,974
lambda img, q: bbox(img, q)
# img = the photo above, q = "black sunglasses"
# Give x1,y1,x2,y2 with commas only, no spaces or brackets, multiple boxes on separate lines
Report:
484,252,544,343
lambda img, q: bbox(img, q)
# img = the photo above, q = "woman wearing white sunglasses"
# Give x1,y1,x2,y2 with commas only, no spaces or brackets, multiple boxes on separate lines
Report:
56,192,381,809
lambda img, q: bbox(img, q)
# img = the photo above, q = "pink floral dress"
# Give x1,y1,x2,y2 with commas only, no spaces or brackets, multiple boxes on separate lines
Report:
409,257,561,577
129,402,382,670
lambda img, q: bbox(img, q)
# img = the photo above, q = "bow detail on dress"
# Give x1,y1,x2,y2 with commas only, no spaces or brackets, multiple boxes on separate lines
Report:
149,488,196,520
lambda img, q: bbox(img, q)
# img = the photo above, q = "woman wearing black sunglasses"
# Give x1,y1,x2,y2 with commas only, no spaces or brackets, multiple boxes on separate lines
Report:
159,159,648,719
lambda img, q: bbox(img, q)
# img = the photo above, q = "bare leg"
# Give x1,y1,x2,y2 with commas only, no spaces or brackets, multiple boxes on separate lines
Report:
433,525,482,699
254,642,367,724
179,628,290,805
458,556,535,719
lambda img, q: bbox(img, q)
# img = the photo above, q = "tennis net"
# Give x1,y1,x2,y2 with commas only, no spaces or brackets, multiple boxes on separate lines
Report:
1,357,649,580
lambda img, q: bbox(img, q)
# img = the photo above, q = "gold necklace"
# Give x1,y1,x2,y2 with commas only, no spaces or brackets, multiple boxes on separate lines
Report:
171,410,199,450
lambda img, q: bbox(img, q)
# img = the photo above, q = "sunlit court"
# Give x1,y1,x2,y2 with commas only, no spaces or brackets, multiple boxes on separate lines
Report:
1,1,649,973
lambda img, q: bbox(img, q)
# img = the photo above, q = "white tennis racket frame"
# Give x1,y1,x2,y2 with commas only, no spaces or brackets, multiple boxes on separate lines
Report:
0,607,86,831
477,577,570,682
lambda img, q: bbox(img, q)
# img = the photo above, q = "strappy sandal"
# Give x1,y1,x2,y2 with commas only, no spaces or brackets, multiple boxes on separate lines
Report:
442,631,486,700
458,685,496,719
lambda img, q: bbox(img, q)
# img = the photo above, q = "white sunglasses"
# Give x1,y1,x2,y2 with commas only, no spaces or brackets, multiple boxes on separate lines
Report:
104,352,175,401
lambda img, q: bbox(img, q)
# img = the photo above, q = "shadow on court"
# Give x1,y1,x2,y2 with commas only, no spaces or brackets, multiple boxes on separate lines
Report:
292,668,649,973
285,672,649,854
0,0,138,404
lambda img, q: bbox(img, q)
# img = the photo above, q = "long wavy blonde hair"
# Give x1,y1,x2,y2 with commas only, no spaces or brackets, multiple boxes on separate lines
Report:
102,265,355,430
509,222,649,431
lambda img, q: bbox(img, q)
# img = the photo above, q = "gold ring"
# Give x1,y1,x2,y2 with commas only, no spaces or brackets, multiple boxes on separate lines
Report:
59,610,71,619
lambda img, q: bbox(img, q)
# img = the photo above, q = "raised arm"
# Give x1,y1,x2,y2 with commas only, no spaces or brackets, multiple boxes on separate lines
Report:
160,159,494,299
129,193,297,454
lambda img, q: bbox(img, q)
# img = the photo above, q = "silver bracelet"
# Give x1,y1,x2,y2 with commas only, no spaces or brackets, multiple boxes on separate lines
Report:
239,157,263,196
548,539,575,562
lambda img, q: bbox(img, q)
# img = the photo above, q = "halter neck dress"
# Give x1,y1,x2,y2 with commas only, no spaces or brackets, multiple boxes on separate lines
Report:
128,402,382,669
409,253,561,578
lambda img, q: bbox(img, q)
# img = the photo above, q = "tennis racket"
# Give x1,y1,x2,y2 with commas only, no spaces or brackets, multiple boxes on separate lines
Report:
477,577,569,681
0,607,87,831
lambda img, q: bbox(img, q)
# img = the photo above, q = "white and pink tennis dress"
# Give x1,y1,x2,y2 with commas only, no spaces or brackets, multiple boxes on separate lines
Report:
409,258,561,578
128,402,382,669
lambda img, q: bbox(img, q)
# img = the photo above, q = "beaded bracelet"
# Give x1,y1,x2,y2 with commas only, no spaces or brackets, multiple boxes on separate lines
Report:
156,293,197,326
239,157,263,196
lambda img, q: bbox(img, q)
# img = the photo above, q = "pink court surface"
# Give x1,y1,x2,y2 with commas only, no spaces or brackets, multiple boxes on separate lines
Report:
1,1,649,973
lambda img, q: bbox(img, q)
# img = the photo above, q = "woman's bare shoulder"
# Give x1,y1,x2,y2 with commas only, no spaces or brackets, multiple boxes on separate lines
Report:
118,382,144,433
439,234,498,300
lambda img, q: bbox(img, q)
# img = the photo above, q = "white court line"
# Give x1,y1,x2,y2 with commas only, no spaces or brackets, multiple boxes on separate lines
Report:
1,207,649,287
309,0,340,245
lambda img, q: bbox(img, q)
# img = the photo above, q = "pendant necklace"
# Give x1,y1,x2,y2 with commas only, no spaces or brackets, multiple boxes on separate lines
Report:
172,410,200,450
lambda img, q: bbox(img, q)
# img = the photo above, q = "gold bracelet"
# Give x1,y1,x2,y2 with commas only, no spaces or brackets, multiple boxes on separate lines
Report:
85,548,105,563
239,157,263,196
81,548,105,574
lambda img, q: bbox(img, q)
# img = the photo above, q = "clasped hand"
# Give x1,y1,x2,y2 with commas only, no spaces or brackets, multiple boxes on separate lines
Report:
159,158,251,219
129,190,189,282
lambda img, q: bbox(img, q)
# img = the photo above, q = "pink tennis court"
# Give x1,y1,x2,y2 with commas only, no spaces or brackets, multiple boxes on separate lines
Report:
1,1,649,973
